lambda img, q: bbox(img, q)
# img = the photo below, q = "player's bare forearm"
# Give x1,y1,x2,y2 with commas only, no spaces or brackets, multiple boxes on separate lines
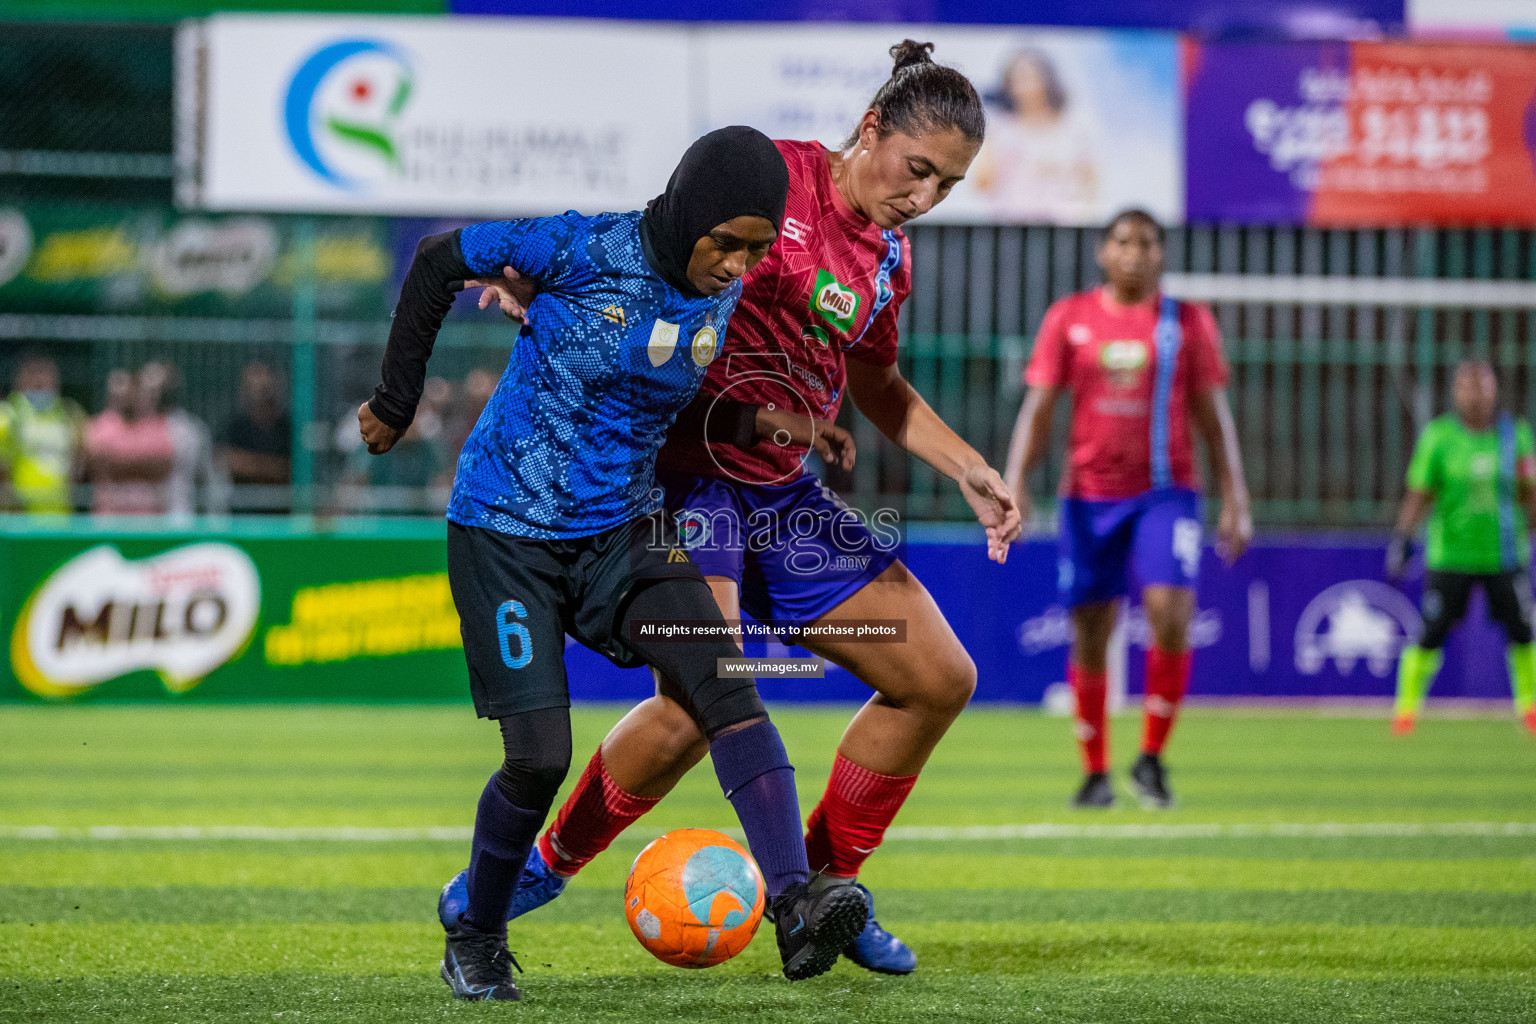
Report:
1394,488,1432,536
1191,387,1249,505
1192,387,1252,561
845,359,981,480
1004,387,1058,510
847,359,1020,558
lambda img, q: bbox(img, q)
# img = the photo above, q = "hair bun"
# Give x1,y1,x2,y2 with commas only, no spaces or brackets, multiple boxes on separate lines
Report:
889,39,935,72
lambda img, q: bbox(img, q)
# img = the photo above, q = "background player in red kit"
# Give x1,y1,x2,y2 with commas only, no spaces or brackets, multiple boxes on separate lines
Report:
1004,210,1251,809
460,42,1021,976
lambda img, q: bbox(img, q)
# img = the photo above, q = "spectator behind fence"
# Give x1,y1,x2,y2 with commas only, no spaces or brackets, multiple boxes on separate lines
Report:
444,367,497,474
0,353,85,514
346,418,445,491
140,361,221,518
342,375,448,512
84,368,175,515
220,362,291,510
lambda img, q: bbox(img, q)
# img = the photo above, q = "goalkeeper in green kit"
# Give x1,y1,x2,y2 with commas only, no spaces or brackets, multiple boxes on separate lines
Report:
1387,359,1536,735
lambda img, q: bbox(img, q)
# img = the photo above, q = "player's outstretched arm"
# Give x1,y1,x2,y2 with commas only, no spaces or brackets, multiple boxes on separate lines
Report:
844,358,1021,563
1191,386,1253,564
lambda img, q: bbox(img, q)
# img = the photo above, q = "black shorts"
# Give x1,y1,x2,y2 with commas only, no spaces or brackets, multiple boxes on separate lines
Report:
1420,568,1534,649
447,512,706,718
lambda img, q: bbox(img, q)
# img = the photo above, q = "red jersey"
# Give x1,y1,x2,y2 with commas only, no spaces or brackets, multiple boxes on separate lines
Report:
1025,288,1228,501
658,139,911,484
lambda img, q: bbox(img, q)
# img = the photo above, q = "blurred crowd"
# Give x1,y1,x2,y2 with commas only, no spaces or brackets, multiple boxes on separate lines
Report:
0,352,499,517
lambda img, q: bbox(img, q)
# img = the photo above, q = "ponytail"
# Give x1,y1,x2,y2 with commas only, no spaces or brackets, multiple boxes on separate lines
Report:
846,40,986,149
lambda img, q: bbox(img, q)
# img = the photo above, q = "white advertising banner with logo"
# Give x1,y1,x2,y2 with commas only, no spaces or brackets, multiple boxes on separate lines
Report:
185,15,694,214
698,26,1183,225
182,16,1181,224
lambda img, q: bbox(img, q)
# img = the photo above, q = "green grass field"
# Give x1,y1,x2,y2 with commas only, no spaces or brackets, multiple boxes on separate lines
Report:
2,703,1534,1023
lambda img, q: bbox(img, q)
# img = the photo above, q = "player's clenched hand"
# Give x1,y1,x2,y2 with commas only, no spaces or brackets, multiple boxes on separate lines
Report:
1217,497,1253,565
357,402,402,455
960,463,1022,565
461,266,539,323
754,406,856,471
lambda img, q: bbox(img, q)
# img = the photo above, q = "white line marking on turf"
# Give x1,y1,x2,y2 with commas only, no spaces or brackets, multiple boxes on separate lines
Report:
883,822,1536,840
2,822,1534,842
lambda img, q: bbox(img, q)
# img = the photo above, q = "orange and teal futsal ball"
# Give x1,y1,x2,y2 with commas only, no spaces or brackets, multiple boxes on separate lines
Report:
623,828,766,968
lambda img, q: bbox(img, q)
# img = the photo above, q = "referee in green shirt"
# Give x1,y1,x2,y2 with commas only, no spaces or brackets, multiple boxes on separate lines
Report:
1387,359,1536,735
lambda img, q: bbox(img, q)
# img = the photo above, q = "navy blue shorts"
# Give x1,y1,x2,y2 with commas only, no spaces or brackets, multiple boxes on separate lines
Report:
658,470,899,629
1058,488,1203,608
446,512,707,718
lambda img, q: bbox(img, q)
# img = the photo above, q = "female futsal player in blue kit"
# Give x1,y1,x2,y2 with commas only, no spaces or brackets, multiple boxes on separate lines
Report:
359,127,868,1001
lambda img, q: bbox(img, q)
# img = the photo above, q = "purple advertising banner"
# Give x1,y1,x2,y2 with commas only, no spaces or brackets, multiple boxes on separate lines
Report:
1186,39,1536,225
565,534,1514,704
450,0,1404,35
1184,41,1348,224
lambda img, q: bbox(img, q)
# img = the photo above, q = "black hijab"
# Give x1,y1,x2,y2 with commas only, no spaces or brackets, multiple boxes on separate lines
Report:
640,126,789,298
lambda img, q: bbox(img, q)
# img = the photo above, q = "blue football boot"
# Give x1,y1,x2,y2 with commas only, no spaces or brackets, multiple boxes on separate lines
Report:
437,845,569,930
437,869,469,929
507,843,568,919
842,883,917,975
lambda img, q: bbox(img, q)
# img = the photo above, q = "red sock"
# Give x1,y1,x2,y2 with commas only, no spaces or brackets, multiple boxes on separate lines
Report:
537,747,659,877
803,753,918,878
1141,646,1192,756
1069,662,1109,774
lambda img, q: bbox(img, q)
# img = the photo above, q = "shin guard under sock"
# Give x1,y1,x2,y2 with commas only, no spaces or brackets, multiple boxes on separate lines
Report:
462,776,546,934
707,719,809,897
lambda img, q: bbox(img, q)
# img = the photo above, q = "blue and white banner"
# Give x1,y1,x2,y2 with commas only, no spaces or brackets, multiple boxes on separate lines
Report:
185,15,694,214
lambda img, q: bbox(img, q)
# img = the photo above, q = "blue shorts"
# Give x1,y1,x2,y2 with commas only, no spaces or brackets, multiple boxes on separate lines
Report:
1058,488,1203,608
657,470,899,629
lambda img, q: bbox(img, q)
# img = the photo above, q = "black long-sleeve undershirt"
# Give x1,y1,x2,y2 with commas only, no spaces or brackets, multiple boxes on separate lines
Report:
370,228,760,449
369,230,474,432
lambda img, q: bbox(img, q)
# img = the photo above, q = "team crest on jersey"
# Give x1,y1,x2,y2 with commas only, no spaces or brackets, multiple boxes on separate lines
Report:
809,269,861,333
691,325,718,366
648,319,679,367
1099,339,1148,388
801,323,830,347
675,511,710,550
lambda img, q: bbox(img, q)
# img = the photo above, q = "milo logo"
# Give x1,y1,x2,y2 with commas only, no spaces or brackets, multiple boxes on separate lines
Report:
1100,340,1148,371
809,269,861,333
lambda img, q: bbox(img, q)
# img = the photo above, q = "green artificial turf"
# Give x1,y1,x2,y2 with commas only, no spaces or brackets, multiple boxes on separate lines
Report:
1,704,1533,1022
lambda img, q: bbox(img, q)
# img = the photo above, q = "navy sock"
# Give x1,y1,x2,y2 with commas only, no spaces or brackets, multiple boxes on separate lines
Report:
708,718,809,897
462,775,545,935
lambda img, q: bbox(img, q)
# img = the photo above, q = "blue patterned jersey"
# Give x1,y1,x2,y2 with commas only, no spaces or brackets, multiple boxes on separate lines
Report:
447,211,741,539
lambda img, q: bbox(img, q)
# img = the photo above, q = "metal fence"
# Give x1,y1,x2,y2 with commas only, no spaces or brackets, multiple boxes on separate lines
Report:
5,220,1536,526
895,222,1536,526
